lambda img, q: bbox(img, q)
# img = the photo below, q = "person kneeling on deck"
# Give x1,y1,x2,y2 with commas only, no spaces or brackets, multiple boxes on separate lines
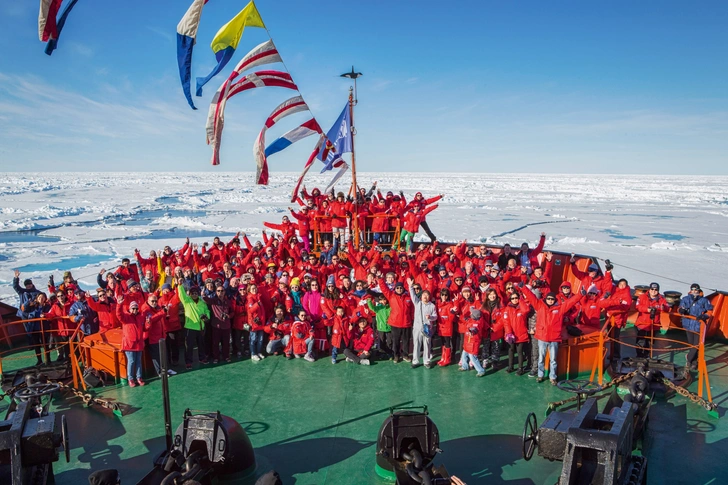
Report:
523,286,581,385
459,309,486,377
678,283,713,377
344,317,374,365
635,282,670,358
409,278,437,369
288,310,316,362
265,305,292,356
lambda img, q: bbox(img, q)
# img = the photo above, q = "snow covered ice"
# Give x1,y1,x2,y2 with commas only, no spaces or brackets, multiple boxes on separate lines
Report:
1,172,727,304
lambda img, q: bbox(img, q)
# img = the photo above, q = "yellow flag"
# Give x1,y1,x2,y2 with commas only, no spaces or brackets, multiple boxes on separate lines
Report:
211,1,266,53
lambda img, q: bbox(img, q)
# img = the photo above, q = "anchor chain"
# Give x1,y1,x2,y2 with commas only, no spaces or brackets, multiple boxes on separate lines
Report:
659,377,717,412
1,380,123,414
547,371,638,411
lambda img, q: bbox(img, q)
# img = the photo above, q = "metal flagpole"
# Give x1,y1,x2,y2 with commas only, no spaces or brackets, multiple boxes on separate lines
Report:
348,87,359,247
340,66,362,246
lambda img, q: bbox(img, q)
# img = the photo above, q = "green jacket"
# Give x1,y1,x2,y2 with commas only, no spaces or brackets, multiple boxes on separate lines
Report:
178,285,211,331
367,300,391,332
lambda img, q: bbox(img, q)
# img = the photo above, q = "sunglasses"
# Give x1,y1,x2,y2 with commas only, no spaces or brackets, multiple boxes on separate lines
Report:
510,297,520,301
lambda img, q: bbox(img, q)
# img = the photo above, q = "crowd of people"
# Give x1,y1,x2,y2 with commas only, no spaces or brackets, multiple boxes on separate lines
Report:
10,186,714,388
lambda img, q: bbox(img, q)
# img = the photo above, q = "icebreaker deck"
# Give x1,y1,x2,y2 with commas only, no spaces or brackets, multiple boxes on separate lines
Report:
2,336,728,484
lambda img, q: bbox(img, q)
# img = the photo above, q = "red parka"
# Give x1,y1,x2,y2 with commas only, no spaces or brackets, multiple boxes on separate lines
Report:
115,305,145,352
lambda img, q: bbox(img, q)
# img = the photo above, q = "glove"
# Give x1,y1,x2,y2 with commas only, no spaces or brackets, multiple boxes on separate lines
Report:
346,195,353,202
518,282,524,289
399,191,405,198
254,317,261,324
580,287,587,296
649,308,656,319
604,259,613,271
49,275,55,286
322,313,327,320
698,314,709,322
505,333,516,344
679,307,689,315
468,327,478,336
296,332,305,339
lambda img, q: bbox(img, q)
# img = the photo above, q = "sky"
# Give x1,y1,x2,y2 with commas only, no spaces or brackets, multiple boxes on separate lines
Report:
0,1,726,175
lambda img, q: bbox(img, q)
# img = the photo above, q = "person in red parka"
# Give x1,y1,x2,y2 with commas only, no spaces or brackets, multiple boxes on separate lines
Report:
289,206,312,253
289,310,316,361
141,293,167,377
481,288,504,370
501,291,531,375
598,278,632,363
158,283,183,366
86,288,118,332
635,282,670,357
436,288,458,366
343,317,374,365
247,285,266,361
378,278,413,363
47,290,72,361
458,308,486,377
329,192,349,252
330,306,351,363
523,286,581,384
115,298,146,387
405,191,443,243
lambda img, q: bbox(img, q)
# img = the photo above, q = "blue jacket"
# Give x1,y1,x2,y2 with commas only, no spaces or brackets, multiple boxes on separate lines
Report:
13,277,42,320
69,299,98,335
678,294,713,332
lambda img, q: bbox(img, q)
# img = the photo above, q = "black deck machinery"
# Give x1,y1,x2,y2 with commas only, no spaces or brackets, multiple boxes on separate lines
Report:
521,371,657,485
0,372,70,485
135,340,257,485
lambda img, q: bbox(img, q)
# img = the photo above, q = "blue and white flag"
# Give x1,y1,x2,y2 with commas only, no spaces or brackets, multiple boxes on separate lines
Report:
318,102,352,173
176,0,209,109
265,119,322,158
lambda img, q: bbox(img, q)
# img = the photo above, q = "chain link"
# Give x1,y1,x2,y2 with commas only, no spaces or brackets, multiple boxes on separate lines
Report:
1,379,124,414
547,371,638,411
660,377,717,412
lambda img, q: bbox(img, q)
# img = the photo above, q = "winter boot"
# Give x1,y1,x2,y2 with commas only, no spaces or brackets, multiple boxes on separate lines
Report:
438,347,451,367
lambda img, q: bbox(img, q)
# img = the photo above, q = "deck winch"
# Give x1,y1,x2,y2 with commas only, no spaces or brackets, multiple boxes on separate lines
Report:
522,372,655,485
0,374,70,485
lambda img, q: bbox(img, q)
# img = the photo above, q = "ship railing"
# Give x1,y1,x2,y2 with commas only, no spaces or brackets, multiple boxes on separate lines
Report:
590,311,713,402
310,214,401,253
0,316,85,386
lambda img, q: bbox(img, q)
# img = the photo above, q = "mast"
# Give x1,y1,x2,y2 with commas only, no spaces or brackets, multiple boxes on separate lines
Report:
340,65,362,247
349,86,358,247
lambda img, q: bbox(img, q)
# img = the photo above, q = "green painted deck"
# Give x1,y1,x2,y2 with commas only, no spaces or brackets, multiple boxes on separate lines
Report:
3,334,728,484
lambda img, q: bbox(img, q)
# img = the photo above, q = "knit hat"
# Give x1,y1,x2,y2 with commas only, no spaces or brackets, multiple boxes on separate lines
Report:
478,276,489,284
560,281,572,289
127,279,138,288
23,279,33,286
690,283,701,291
470,308,482,320
161,283,172,291
461,286,472,293
279,276,289,286
129,301,139,309
587,284,599,294
649,282,660,291
394,282,405,289
588,263,599,272
290,277,301,287
546,292,557,299
326,274,335,286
